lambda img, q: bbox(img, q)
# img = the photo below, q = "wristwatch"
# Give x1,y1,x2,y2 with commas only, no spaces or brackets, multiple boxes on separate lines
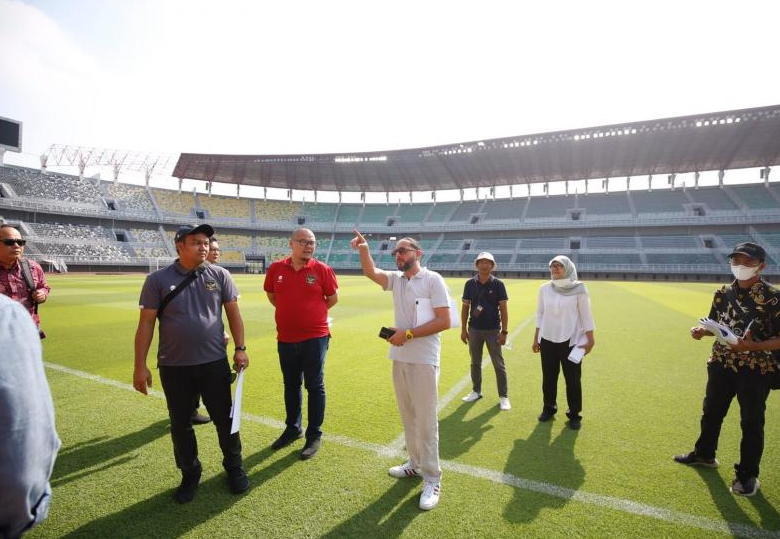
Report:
405,329,414,341
234,345,247,352
500,330,508,335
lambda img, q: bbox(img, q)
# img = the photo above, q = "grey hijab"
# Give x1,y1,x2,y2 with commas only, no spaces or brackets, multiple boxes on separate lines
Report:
549,255,587,296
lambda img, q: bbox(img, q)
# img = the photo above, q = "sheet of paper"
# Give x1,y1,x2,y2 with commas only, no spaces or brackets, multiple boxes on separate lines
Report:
415,297,460,328
230,370,245,434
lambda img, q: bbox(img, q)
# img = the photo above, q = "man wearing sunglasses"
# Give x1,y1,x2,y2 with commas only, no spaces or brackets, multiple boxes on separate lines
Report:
351,230,450,511
264,228,338,460
0,224,50,336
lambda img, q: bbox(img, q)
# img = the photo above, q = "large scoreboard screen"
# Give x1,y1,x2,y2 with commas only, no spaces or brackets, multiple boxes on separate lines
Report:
0,116,22,152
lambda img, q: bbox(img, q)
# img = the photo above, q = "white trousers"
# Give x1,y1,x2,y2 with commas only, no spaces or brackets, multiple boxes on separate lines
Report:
392,361,441,482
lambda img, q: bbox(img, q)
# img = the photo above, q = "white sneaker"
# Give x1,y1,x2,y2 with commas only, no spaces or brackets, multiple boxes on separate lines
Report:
388,461,421,478
419,481,441,510
461,391,482,402
499,397,511,411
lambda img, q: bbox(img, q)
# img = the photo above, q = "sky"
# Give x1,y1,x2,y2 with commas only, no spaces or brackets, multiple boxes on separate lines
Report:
1,0,779,200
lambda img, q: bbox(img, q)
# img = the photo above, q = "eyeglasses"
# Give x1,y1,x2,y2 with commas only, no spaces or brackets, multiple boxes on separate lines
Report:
293,239,316,247
2,239,26,247
391,247,419,256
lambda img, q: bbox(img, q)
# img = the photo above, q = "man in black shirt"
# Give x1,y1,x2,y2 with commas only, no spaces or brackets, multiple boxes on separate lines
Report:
674,242,780,497
460,252,511,410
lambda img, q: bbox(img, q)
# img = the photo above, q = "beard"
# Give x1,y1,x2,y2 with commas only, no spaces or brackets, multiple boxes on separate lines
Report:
398,258,415,272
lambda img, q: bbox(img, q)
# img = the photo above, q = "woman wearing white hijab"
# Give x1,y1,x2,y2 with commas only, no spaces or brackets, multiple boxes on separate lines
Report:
531,255,595,430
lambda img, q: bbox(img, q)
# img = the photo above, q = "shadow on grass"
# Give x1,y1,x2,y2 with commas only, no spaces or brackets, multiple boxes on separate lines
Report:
439,401,500,460
52,419,170,487
502,421,584,524
60,447,298,539
317,479,421,539
694,467,780,532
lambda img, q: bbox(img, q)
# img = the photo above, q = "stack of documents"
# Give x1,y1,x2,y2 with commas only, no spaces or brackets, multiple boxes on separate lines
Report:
699,318,739,345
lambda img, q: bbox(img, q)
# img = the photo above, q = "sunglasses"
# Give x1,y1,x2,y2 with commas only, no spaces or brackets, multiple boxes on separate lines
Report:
391,247,419,256
2,239,26,247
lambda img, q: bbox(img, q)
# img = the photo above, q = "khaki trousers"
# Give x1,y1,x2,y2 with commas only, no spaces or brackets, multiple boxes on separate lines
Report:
392,361,441,482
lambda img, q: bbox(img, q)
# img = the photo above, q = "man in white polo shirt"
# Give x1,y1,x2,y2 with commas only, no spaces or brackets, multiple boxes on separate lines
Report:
351,230,450,511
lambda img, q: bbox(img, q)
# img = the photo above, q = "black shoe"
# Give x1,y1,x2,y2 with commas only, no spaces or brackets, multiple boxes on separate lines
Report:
672,451,719,468
174,470,201,504
271,430,303,450
538,410,555,422
226,467,250,494
730,475,760,496
300,438,322,460
192,411,211,425
568,418,581,430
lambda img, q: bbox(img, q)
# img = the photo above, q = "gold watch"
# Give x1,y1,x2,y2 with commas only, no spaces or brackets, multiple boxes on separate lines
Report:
405,329,414,340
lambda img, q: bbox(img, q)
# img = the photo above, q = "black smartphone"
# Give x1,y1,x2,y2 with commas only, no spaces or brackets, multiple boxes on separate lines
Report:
379,327,394,340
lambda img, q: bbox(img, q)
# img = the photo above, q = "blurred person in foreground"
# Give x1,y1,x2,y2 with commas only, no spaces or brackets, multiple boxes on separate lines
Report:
264,228,338,460
531,255,595,430
674,242,780,497
351,230,450,511
460,251,511,410
0,224,50,338
133,224,250,503
0,294,60,538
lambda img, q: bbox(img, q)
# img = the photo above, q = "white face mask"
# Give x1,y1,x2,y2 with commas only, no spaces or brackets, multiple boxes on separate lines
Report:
552,278,573,288
731,264,759,281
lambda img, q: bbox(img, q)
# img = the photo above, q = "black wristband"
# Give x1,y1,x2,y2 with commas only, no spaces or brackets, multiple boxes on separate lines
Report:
234,345,247,351
500,330,508,334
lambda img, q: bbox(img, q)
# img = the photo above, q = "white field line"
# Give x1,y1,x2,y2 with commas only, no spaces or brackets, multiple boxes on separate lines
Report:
387,314,535,452
44,361,779,539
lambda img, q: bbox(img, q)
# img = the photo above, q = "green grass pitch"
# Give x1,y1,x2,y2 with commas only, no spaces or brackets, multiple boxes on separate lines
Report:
25,274,780,538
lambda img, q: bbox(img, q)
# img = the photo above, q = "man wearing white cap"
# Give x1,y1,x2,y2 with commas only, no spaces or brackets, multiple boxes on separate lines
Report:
460,252,511,410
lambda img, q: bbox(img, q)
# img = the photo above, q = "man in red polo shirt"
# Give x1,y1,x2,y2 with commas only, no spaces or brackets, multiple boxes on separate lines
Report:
264,227,338,460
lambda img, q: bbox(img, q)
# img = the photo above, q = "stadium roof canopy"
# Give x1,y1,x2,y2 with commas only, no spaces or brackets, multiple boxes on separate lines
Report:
173,105,780,193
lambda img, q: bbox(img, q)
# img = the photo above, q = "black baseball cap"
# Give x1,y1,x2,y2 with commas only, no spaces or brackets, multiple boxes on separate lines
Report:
727,242,765,263
174,224,214,243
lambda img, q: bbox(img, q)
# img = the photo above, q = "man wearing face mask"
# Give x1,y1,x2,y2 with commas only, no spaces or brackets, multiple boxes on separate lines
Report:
674,242,780,497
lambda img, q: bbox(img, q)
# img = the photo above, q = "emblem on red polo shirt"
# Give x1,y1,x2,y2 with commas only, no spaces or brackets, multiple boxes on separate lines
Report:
306,274,316,284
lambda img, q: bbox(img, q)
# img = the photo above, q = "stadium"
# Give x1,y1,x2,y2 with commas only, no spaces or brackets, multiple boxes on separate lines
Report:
2,3,780,538
2,104,780,280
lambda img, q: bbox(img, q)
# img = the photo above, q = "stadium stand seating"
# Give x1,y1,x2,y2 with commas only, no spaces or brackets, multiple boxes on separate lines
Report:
1,167,103,205
395,203,431,224
638,235,698,249
256,200,301,222
303,203,337,223
482,199,525,221
152,189,196,216
731,184,780,210
3,165,779,278
577,192,631,215
525,195,574,219
449,201,484,222
585,236,638,249
688,186,739,211
426,202,458,222
198,194,252,220
336,205,362,224
360,204,394,223
631,190,688,214
102,182,155,213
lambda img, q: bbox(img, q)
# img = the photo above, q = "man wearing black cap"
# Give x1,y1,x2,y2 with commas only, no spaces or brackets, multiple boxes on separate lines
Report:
133,224,251,503
674,242,780,497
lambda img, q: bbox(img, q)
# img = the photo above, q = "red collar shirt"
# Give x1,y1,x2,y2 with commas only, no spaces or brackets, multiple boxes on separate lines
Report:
264,257,338,343
0,259,50,327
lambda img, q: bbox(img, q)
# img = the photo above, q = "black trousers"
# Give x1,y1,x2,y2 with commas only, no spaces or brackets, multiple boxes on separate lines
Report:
540,338,582,420
278,336,329,441
159,358,242,476
694,362,770,478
